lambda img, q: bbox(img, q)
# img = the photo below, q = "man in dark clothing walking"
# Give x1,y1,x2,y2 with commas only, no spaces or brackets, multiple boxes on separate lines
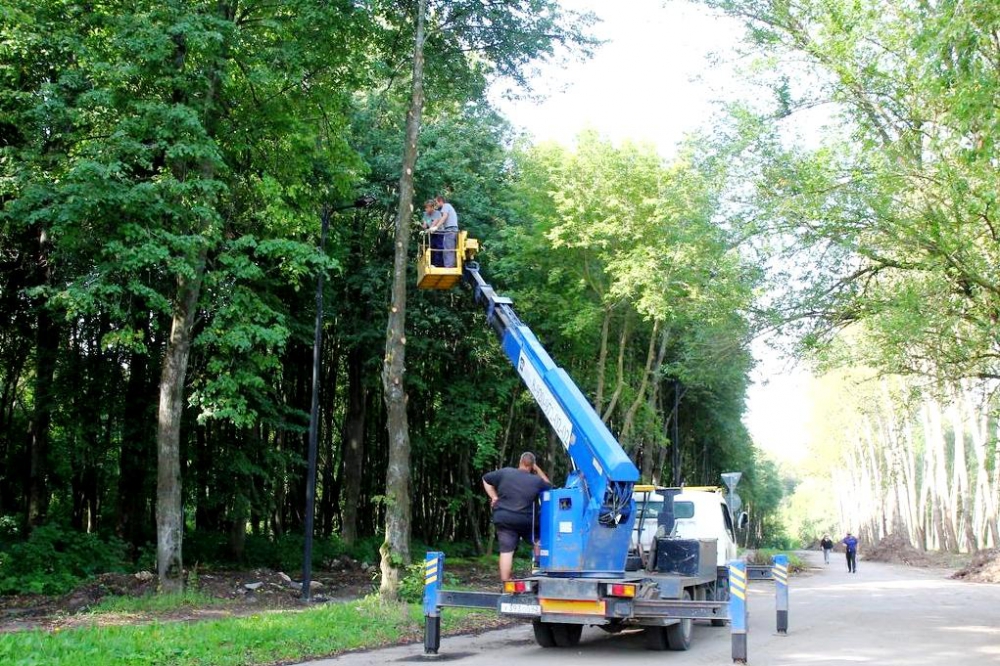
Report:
843,532,859,573
482,452,551,581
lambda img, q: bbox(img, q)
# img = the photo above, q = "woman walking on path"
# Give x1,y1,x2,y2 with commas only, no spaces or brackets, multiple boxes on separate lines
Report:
820,534,834,564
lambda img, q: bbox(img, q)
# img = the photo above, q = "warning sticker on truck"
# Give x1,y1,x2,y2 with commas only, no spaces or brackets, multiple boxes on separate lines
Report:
500,602,542,616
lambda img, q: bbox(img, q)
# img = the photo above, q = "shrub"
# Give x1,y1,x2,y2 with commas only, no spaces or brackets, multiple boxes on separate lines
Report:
745,548,806,573
0,524,129,595
395,561,459,603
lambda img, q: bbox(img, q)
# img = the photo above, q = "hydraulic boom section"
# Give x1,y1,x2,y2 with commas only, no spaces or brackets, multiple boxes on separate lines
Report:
463,262,639,576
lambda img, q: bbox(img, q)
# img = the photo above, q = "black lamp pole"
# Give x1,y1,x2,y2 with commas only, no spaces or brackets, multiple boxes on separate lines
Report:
302,196,374,601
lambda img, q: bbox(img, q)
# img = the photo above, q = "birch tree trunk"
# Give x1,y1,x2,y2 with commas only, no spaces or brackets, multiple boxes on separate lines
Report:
948,400,976,552
926,400,958,551
379,0,427,600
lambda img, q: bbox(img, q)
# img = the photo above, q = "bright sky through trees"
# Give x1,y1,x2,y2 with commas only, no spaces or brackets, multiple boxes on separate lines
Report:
494,0,811,463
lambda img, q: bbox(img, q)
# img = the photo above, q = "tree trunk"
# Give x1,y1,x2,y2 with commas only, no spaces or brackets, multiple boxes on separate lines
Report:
458,445,483,554
601,313,630,423
593,305,611,412
341,346,368,545
27,227,58,529
948,399,976,552
926,400,958,551
379,0,427,601
116,313,159,550
965,386,1000,547
621,320,661,444
156,251,206,593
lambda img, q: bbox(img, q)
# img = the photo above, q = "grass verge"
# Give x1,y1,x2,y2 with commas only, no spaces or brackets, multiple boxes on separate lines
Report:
0,596,502,666
89,590,230,614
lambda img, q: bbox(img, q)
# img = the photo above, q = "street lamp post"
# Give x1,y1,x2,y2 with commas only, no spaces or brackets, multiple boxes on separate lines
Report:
302,196,374,601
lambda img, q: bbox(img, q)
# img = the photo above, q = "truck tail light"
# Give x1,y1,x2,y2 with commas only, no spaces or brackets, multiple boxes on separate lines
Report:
504,580,535,594
605,583,636,598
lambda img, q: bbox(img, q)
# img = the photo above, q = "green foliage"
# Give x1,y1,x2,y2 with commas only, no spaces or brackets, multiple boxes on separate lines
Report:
395,560,461,603
0,525,128,595
499,129,760,485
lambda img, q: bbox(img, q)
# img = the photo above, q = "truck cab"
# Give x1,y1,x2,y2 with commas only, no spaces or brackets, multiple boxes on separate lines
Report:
632,487,742,567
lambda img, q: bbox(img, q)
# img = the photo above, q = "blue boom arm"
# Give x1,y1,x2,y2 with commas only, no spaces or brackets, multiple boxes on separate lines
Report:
465,263,638,576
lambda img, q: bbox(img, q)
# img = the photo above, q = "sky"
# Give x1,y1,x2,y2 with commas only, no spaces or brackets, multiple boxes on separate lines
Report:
493,0,812,464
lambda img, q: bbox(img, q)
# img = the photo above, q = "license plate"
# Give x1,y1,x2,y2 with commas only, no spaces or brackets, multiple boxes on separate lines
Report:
540,598,607,615
501,602,541,616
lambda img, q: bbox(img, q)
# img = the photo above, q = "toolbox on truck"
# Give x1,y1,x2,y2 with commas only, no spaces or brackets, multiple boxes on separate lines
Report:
654,537,717,579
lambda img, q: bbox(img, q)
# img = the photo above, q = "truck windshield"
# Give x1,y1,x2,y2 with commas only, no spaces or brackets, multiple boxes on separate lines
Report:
636,499,695,519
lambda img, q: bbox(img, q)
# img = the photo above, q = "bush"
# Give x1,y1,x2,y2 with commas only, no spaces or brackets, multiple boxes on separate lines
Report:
395,560,459,603
0,524,129,595
745,548,806,573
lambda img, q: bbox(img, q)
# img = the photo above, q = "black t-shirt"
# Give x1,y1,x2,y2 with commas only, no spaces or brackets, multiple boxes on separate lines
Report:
483,467,551,514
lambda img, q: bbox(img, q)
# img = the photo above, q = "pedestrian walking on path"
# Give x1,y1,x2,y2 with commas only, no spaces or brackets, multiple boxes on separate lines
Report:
843,532,859,573
821,534,834,564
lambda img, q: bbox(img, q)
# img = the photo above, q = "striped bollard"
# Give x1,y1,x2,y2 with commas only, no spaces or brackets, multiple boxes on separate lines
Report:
423,551,444,654
729,559,748,663
773,553,789,634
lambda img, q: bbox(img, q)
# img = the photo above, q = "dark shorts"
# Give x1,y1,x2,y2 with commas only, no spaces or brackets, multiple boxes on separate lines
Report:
494,509,537,554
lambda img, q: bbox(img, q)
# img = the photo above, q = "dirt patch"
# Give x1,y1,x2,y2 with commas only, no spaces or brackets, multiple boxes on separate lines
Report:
951,548,1000,583
0,561,502,634
862,533,940,567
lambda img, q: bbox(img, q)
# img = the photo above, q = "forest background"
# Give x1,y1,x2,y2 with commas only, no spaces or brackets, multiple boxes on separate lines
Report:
2,0,999,599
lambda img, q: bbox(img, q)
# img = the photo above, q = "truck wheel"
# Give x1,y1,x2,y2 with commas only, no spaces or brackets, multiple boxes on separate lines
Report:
665,591,693,651
551,623,583,647
532,620,557,648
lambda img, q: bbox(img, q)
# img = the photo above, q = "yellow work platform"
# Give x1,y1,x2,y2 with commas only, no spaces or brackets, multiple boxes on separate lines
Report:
417,230,479,290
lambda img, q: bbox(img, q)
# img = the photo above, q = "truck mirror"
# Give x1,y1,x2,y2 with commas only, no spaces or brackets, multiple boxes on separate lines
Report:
738,511,749,530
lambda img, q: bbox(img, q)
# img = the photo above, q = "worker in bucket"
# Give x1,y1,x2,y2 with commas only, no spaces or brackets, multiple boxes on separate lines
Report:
482,452,551,581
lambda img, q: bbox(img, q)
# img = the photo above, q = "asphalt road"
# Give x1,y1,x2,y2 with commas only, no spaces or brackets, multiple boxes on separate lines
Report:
297,551,1000,665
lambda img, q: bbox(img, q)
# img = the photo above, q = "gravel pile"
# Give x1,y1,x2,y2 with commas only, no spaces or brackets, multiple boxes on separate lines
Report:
862,532,937,567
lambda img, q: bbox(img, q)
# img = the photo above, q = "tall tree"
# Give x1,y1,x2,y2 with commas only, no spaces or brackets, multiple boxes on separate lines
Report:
380,0,428,600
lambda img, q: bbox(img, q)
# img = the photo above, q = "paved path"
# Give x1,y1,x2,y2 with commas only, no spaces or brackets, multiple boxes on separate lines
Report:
297,551,1000,665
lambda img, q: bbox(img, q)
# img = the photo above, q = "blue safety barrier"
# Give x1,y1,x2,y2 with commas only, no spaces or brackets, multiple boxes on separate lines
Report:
728,560,748,663
423,551,444,653
773,553,789,634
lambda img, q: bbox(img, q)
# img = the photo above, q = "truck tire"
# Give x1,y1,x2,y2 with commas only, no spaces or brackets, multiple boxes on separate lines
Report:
532,620,557,648
665,591,693,651
552,623,583,647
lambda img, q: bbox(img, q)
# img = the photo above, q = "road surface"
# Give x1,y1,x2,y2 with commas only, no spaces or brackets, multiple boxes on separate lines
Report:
297,551,1000,665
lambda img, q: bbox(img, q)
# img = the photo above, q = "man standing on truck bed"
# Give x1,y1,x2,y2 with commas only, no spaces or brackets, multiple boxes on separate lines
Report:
483,452,551,581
